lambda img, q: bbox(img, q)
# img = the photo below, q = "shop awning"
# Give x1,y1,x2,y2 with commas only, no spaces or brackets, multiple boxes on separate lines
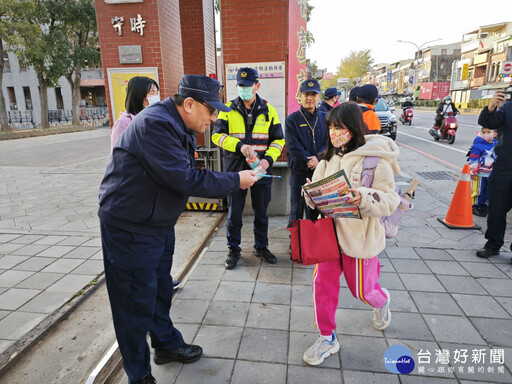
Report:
479,82,510,90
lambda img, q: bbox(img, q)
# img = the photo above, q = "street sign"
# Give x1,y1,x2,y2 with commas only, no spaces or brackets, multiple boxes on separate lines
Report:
323,72,333,80
408,76,414,84
387,71,392,82
500,61,512,78
337,77,349,84
461,63,469,80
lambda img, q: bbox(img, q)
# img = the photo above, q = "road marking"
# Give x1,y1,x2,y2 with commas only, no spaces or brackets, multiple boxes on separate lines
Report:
397,131,468,154
396,141,462,171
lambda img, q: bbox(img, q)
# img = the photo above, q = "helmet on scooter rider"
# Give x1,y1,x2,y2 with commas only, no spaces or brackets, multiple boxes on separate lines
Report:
443,96,452,104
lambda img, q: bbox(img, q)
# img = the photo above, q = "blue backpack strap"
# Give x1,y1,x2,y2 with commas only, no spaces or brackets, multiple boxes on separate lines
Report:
361,156,379,188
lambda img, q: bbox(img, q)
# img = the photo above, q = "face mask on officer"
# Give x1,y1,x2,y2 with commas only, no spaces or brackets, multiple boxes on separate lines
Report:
445,99,451,105
238,86,254,101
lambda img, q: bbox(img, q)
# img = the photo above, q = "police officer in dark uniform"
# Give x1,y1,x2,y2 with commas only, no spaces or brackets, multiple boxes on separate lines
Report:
318,86,339,114
212,67,285,270
99,75,257,384
285,79,327,227
476,89,512,261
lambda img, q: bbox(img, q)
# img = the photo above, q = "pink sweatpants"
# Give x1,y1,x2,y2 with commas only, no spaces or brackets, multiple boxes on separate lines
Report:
312,253,387,336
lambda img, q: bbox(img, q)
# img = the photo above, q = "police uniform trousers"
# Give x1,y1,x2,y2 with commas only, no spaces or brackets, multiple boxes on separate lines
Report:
226,182,271,251
288,169,320,227
485,163,512,251
100,221,184,383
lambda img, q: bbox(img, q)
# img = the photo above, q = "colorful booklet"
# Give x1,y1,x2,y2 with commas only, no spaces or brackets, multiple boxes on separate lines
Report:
302,170,362,219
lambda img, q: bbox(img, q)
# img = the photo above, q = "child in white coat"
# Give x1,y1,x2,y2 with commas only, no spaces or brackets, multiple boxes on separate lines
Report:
303,102,400,366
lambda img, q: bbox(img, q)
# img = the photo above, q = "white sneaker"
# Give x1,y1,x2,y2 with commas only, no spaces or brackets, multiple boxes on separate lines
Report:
373,288,391,330
303,332,340,366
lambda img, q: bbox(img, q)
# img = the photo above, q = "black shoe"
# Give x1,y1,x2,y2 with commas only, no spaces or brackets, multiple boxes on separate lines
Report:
132,373,156,384
154,344,203,365
253,247,277,264
476,247,500,258
472,207,486,217
224,248,241,270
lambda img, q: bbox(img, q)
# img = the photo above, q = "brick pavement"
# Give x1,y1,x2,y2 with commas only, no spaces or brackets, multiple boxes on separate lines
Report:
139,185,512,384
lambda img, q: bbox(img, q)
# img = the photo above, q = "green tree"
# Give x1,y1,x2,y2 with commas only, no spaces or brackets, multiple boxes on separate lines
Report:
60,0,100,126
0,0,23,132
8,0,71,128
306,60,319,79
335,49,374,88
0,20,10,131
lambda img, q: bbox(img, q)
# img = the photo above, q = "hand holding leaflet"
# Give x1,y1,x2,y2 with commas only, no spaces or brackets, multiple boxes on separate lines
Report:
302,170,362,219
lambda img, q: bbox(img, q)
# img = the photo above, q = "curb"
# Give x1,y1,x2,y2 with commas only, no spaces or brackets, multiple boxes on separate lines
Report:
0,125,100,140
0,275,105,374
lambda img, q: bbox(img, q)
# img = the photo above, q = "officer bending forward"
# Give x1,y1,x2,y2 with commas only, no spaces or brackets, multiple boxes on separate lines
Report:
98,75,257,384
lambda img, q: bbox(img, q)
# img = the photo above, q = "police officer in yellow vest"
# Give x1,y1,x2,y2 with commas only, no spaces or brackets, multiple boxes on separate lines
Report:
213,67,285,270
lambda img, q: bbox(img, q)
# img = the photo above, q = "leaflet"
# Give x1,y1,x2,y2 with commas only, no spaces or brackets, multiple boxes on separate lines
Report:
302,170,362,219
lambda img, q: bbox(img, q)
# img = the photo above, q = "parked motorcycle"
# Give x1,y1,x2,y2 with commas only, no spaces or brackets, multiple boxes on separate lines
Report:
400,107,413,126
429,112,458,144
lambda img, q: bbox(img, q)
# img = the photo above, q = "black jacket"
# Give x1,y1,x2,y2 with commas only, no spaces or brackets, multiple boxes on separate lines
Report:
478,101,512,169
436,102,459,115
99,98,240,234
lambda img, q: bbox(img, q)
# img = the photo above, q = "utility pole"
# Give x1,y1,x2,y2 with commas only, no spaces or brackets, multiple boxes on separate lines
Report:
398,39,441,98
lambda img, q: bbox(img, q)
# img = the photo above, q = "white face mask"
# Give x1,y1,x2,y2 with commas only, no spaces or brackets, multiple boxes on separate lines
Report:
147,95,160,105
445,100,451,105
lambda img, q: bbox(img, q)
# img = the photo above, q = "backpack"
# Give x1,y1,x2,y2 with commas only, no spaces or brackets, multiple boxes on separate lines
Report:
360,156,414,238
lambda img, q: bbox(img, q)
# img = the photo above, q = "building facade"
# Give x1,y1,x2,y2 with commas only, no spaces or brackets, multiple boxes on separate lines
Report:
1,49,106,129
451,22,512,105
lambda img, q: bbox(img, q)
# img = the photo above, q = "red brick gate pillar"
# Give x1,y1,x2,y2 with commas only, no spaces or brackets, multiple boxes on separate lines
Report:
179,0,217,76
220,0,307,161
94,0,216,127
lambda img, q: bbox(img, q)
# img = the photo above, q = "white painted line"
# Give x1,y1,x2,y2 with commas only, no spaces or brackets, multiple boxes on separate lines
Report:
397,131,468,154
400,124,430,131
85,341,118,384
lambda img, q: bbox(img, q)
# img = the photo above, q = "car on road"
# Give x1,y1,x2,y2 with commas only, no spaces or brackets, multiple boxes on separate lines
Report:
375,98,397,140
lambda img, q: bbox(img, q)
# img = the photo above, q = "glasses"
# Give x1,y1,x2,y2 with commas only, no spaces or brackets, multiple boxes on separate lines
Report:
197,100,218,116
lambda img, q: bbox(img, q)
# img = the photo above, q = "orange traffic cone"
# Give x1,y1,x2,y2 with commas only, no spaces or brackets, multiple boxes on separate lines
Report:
438,164,481,229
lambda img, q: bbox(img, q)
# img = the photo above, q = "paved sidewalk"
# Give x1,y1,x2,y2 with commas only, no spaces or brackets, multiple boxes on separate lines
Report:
0,129,220,371
141,184,512,384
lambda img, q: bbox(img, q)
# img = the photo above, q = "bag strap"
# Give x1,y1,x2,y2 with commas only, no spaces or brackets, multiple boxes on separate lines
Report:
361,156,379,188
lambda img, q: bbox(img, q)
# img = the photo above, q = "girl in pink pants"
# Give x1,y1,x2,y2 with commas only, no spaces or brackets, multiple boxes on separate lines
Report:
312,254,387,336
302,102,400,366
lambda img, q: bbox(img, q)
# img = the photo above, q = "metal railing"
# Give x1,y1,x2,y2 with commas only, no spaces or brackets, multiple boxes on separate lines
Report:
2,107,109,130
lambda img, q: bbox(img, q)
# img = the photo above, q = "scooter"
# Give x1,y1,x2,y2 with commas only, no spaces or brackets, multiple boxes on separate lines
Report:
400,107,413,126
429,112,458,144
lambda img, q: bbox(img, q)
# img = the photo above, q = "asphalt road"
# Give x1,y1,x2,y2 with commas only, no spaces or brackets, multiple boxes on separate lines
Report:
393,110,481,170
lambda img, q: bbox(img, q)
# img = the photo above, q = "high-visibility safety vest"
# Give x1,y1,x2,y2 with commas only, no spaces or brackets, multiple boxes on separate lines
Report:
212,95,285,173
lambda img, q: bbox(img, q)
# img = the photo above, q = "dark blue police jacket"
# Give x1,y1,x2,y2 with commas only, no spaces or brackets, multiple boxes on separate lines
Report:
317,101,333,114
285,107,327,173
478,101,512,169
99,98,240,235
